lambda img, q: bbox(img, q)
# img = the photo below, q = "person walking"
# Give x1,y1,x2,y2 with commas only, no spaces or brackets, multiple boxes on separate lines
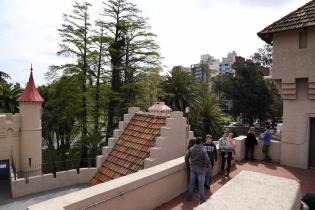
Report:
185,139,196,183
261,125,272,162
219,131,233,177
185,137,210,204
203,134,217,189
245,126,257,161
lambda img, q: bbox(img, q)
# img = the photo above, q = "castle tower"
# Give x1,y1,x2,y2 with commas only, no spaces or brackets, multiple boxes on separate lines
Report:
18,65,44,177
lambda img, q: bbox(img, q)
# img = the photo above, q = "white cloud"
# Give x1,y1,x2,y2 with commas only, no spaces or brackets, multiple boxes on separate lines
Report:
0,0,311,85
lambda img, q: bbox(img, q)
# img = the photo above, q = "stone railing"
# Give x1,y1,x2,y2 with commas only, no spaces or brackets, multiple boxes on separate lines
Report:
10,167,96,198
27,157,188,210
234,135,281,162
27,147,238,210
27,136,284,210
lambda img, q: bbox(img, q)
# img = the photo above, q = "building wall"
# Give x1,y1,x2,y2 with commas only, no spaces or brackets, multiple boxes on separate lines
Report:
272,26,315,168
219,51,237,75
273,26,315,82
0,114,21,169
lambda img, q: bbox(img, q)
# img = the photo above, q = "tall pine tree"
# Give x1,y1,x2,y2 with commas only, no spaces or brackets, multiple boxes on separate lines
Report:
54,1,92,165
99,0,161,139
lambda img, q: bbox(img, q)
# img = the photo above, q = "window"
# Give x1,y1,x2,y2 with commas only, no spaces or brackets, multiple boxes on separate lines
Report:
299,28,308,49
29,158,32,167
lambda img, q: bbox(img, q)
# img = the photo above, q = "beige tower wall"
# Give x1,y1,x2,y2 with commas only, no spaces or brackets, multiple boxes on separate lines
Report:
19,103,42,176
272,26,315,169
272,26,315,82
281,80,315,168
0,114,21,169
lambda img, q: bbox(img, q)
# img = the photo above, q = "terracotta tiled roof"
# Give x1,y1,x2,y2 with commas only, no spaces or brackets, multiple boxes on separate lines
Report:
258,0,315,44
18,67,44,103
90,113,167,185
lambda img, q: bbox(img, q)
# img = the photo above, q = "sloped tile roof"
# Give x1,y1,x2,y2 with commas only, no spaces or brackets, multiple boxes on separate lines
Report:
258,0,315,44
90,113,167,185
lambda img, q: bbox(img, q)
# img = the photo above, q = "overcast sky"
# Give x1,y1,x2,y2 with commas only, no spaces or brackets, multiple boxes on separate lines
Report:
0,0,310,86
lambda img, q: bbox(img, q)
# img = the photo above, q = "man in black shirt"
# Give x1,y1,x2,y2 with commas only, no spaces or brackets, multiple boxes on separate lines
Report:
203,134,217,188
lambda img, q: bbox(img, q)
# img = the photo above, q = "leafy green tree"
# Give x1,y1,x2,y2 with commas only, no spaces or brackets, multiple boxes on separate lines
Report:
89,23,112,132
0,83,21,113
267,81,283,124
52,1,92,164
39,76,81,166
99,0,161,138
139,67,161,109
251,44,273,69
162,67,199,112
215,60,272,125
190,93,224,140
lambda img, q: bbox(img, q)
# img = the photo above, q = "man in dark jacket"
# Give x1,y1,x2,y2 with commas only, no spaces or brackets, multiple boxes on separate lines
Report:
185,137,210,204
203,134,217,188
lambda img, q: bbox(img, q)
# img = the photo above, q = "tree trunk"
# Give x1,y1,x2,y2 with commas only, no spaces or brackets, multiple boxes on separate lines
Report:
106,23,124,140
94,29,103,132
81,12,88,166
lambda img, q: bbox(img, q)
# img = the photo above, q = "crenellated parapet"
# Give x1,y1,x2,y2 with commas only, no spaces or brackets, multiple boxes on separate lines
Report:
144,111,192,168
0,113,21,137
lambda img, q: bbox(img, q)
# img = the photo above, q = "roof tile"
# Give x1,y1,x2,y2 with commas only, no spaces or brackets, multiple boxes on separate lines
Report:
258,0,315,43
90,113,167,185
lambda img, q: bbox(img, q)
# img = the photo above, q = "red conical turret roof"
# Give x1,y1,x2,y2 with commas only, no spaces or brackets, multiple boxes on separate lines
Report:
18,65,44,103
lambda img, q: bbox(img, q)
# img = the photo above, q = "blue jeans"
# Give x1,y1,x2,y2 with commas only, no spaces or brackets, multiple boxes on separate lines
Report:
187,167,206,203
205,163,213,186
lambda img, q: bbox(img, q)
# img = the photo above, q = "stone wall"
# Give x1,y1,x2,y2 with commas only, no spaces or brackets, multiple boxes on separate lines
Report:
234,136,281,163
0,113,21,169
10,167,96,198
27,157,188,210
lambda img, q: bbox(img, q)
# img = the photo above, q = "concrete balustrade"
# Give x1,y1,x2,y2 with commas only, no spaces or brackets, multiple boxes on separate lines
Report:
10,167,96,198
233,135,281,162
27,135,290,210
27,157,188,210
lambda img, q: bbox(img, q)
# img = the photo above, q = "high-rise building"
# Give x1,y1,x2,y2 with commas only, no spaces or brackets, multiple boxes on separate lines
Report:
200,54,220,73
191,54,220,81
219,51,237,75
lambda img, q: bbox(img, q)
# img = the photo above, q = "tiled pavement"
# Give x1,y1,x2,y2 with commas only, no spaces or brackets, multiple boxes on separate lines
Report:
156,160,315,210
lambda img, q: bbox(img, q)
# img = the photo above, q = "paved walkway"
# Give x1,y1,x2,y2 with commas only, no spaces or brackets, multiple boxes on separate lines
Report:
156,160,315,210
0,180,11,205
0,184,89,210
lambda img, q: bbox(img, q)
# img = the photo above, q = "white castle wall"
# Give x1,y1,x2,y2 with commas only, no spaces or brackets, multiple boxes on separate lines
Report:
0,113,21,169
